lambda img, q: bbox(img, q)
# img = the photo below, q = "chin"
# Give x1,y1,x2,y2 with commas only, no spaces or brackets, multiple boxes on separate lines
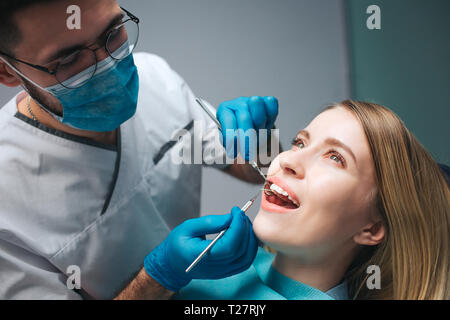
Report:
253,209,285,246
253,208,313,256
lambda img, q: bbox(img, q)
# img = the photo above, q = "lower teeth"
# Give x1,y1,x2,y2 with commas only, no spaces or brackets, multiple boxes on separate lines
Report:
264,184,299,208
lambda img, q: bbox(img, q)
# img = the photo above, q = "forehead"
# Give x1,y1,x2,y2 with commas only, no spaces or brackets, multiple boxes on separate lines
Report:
13,0,119,62
306,107,373,165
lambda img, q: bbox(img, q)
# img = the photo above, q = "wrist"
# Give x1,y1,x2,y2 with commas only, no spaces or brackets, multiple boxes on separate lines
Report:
114,268,175,300
143,245,191,292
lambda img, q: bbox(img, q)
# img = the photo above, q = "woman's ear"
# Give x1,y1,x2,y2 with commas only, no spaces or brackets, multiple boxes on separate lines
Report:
0,61,22,87
353,220,385,246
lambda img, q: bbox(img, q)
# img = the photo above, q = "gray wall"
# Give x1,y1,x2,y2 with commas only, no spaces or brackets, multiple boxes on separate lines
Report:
347,0,450,165
0,0,351,220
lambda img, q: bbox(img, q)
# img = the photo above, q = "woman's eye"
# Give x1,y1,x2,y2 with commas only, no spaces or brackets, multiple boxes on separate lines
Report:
328,151,346,167
330,154,340,163
291,138,305,149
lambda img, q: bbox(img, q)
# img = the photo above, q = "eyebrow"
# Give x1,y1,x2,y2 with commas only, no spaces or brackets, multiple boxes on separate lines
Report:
43,12,125,64
298,130,310,140
297,130,357,164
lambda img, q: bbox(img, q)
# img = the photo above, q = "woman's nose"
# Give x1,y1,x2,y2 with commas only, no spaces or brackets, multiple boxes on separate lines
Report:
278,151,305,179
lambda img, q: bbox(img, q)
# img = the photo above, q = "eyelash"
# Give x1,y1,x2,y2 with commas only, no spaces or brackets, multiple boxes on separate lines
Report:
291,137,347,168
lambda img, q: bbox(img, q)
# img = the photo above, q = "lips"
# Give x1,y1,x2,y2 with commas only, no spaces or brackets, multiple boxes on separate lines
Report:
261,176,301,214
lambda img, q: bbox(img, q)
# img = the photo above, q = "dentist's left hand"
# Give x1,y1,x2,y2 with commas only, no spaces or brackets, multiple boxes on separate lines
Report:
143,207,258,292
217,96,279,161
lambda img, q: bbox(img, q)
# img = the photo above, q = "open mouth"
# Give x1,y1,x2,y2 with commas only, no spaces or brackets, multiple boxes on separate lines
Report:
263,181,300,209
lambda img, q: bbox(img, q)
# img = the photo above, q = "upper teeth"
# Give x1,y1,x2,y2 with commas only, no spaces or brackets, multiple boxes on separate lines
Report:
269,183,300,206
270,183,288,196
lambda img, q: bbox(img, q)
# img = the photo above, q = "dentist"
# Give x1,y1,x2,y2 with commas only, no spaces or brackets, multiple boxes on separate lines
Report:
0,1,279,299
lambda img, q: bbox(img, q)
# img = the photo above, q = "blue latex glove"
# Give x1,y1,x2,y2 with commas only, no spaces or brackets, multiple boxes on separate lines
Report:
144,207,258,292
217,96,279,161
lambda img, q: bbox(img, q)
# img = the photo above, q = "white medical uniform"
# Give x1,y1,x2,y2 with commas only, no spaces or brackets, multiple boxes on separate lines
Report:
0,53,228,299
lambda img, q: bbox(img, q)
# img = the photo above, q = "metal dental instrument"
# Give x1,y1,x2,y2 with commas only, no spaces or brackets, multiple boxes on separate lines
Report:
185,192,260,273
195,98,267,182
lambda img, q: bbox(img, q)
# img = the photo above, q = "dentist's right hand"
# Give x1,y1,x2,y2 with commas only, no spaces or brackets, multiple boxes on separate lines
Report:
143,207,258,292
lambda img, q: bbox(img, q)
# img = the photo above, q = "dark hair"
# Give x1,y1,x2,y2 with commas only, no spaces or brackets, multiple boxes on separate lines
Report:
0,1,58,55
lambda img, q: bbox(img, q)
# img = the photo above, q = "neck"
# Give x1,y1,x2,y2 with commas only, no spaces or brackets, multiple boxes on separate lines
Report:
272,244,357,292
18,94,117,146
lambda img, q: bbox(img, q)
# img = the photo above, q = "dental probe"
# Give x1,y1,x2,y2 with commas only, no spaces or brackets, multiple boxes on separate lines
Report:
195,98,267,182
185,192,260,273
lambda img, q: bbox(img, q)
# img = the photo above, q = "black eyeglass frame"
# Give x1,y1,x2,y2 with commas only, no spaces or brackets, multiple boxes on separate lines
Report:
0,7,139,82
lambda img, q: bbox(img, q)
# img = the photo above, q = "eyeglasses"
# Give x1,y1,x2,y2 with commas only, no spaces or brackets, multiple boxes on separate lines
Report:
0,7,139,89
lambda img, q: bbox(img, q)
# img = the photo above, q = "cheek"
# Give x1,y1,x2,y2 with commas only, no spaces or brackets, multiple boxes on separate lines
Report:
22,66,58,88
305,175,369,237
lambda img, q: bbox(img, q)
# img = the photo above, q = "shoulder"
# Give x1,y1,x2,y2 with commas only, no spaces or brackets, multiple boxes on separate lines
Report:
0,93,21,132
325,281,350,300
133,52,184,91
133,52,171,74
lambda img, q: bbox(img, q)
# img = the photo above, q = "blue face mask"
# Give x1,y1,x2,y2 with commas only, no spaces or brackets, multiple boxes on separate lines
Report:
42,44,139,132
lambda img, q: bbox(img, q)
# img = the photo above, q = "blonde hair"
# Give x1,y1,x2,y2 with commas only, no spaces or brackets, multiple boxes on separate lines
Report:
328,100,449,300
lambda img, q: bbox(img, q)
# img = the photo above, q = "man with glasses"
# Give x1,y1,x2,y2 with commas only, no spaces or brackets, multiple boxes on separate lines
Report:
0,1,279,299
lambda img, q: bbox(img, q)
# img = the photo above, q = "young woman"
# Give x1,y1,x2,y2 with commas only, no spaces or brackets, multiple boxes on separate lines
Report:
175,100,449,300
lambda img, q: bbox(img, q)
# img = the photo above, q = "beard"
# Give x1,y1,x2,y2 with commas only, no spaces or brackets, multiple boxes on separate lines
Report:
19,75,63,117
